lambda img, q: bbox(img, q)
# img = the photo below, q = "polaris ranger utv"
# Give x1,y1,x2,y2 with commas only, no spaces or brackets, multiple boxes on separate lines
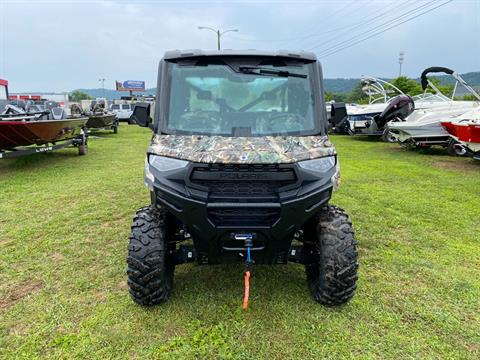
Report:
128,50,358,307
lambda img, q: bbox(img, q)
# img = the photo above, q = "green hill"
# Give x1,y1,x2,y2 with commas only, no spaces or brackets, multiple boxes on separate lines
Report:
71,71,480,99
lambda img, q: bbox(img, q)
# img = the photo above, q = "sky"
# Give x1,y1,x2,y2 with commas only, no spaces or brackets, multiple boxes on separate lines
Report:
1,0,479,93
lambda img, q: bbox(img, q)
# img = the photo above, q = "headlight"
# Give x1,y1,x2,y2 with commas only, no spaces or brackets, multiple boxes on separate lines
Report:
298,156,336,173
149,155,189,172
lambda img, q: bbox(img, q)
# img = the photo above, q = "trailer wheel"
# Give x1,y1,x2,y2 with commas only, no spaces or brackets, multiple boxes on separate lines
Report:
78,134,88,156
447,140,466,157
113,123,118,134
78,143,88,156
381,130,397,143
304,205,358,306
127,205,175,306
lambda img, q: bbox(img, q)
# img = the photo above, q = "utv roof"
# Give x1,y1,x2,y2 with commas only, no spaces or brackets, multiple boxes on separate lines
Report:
163,49,317,61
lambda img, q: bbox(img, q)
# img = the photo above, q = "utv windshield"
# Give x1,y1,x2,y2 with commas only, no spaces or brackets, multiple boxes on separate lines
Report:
165,60,318,136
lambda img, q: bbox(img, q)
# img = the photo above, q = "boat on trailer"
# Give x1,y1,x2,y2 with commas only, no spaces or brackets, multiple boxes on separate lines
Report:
85,99,118,133
0,89,89,159
441,108,480,160
344,76,407,137
386,67,480,149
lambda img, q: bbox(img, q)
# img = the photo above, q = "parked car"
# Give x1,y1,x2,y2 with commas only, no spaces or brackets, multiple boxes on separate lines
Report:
110,103,134,123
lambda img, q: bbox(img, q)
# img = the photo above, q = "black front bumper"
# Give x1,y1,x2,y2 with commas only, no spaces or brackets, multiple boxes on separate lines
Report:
151,161,334,264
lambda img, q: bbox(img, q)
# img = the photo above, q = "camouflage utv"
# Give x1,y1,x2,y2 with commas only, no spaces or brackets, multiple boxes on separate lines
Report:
128,50,358,307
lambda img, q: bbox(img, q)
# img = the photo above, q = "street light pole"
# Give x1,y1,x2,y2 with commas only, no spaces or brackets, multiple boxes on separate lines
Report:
198,26,239,50
99,78,106,98
398,51,405,77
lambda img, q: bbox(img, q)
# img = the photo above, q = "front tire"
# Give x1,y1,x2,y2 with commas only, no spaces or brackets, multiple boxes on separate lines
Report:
304,205,358,306
127,206,175,306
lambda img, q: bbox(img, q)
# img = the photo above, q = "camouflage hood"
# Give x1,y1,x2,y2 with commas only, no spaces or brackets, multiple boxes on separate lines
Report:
148,134,336,164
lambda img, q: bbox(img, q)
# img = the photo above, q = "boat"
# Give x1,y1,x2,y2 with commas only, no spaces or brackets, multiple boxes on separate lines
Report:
85,98,118,133
386,67,480,148
441,108,480,160
343,76,406,137
0,92,89,159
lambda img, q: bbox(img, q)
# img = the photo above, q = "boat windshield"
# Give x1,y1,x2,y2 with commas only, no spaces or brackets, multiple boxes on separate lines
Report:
111,104,120,110
412,93,450,102
164,62,318,136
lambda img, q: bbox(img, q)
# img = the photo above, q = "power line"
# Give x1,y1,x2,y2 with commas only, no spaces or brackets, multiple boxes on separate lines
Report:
311,0,439,53
280,0,362,48
300,0,415,51
222,0,360,45
317,0,453,58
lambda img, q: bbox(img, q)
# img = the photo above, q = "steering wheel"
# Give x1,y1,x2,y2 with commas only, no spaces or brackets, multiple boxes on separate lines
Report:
178,111,221,132
262,112,306,132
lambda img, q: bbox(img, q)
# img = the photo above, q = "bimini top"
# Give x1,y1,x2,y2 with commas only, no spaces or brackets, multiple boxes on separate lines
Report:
163,49,317,62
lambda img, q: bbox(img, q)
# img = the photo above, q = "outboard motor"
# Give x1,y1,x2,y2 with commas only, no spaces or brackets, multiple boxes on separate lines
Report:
70,103,84,116
330,102,348,134
51,107,66,120
374,95,415,129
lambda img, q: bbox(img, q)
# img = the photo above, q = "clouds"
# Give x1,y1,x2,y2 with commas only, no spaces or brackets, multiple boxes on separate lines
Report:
1,0,479,92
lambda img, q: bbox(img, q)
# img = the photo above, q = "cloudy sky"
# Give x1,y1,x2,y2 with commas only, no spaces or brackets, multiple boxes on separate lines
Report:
1,0,479,92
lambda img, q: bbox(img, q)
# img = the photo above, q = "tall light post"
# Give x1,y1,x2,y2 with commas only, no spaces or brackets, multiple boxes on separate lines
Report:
398,51,405,77
198,26,239,50
98,78,106,98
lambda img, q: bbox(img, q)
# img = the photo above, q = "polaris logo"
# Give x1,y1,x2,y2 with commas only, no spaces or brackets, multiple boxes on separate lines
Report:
219,172,270,180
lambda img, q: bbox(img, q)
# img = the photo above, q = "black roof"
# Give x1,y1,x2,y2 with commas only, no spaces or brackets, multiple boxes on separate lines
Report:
163,49,317,62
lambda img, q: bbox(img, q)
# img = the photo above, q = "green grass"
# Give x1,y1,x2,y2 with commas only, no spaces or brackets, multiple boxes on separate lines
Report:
0,126,479,359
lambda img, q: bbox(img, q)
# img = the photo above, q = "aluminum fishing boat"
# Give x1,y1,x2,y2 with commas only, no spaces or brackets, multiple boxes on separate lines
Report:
86,99,118,133
0,99,88,159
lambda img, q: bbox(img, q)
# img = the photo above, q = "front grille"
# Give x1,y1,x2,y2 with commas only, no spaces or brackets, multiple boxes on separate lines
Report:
196,181,279,201
208,208,280,227
190,164,297,202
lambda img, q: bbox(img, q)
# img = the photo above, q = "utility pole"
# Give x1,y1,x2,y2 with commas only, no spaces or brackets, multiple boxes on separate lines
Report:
98,78,106,98
398,51,405,77
198,26,239,50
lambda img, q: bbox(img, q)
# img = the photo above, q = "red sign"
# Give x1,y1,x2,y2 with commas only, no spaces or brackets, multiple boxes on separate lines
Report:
9,94,42,100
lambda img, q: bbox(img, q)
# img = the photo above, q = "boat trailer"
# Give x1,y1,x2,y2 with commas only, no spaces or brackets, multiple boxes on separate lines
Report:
0,132,88,159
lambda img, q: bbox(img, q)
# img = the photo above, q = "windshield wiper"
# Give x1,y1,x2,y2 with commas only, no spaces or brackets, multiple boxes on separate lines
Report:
238,66,307,78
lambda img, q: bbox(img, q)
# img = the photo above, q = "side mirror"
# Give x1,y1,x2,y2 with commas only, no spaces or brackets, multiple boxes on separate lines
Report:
131,102,152,127
330,102,347,126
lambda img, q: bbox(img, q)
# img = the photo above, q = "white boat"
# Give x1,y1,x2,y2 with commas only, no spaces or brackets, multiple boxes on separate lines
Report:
344,76,405,136
387,67,480,147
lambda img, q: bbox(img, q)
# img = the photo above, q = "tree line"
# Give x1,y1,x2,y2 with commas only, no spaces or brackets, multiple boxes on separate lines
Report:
325,76,477,103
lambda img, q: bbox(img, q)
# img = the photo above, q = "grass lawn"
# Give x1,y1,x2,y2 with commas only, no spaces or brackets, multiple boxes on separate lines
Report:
0,125,479,359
